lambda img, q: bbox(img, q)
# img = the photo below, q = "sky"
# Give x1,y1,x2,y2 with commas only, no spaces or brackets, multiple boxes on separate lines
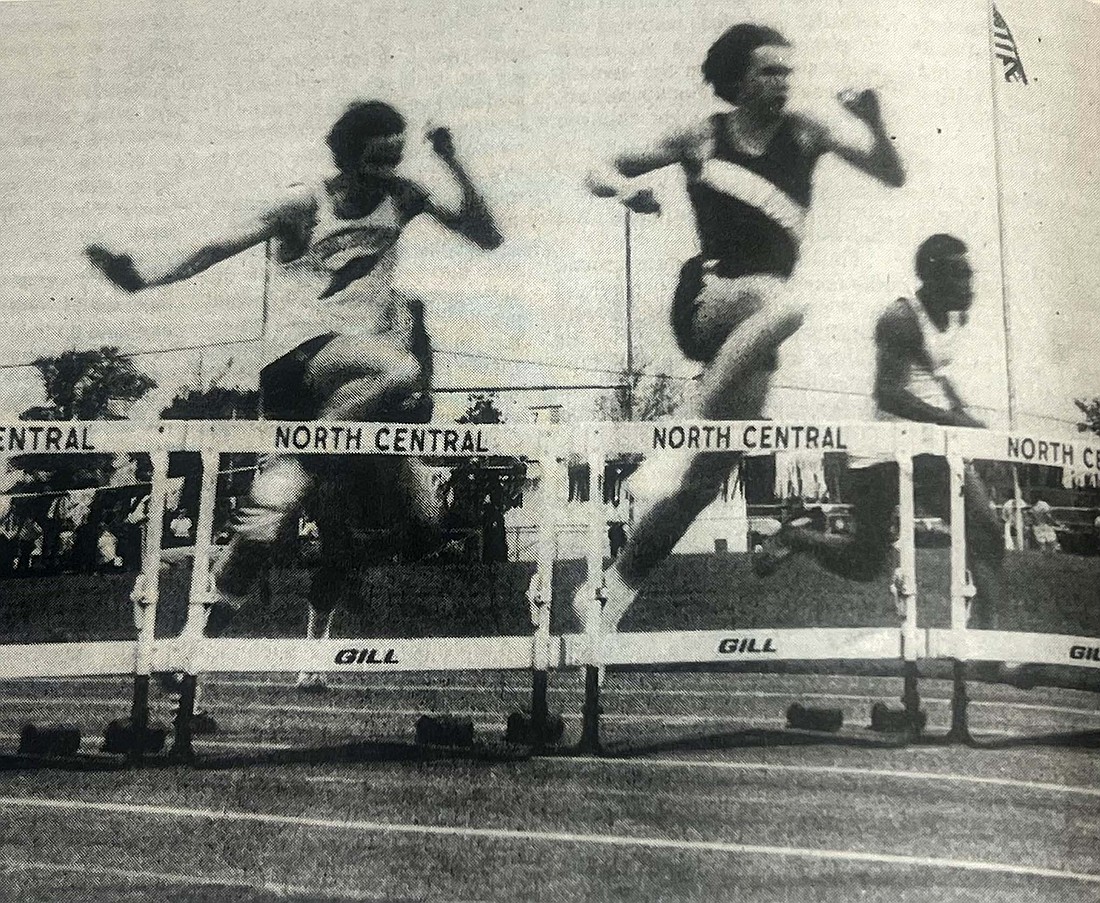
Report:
0,0,1096,431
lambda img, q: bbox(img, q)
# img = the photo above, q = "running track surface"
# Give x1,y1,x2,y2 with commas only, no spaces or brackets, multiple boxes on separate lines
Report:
0,670,1098,902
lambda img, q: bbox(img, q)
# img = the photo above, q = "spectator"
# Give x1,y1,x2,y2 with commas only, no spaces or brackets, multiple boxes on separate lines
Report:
1030,500,1058,554
1001,498,1029,550
0,521,15,576
57,521,76,573
608,521,628,558
96,524,123,573
119,494,147,570
169,508,195,547
16,518,42,573
73,520,98,574
481,491,508,563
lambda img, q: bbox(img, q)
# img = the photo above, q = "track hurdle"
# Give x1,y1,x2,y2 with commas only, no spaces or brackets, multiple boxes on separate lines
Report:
0,425,178,762
5,419,1098,759
149,420,565,760
929,427,1100,743
566,420,934,750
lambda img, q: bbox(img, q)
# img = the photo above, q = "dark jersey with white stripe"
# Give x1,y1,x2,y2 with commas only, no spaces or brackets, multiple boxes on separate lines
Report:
686,114,819,278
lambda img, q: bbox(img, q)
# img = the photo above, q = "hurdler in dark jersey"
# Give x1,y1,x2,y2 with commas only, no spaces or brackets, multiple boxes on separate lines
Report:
674,113,821,360
690,114,815,274
577,22,906,636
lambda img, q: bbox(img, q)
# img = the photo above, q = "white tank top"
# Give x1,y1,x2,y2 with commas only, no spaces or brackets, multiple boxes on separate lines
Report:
264,181,415,361
878,295,956,421
848,295,958,469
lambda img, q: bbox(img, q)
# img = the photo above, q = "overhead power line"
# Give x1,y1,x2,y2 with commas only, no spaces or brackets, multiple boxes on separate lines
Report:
0,337,1089,429
0,337,263,370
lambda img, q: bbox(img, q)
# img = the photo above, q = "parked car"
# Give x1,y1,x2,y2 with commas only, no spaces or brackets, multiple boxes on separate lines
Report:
1050,507,1100,556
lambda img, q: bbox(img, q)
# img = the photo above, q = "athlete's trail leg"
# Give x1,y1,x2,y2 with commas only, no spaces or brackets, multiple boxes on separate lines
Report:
695,294,805,420
601,366,772,628
210,456,314,631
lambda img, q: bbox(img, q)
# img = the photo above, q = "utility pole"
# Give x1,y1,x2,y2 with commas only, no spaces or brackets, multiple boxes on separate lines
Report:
624,208,635,422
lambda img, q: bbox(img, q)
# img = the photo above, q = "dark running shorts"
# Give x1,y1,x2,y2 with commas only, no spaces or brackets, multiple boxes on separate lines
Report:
260,332,434,424
670,256,784,366
259,333,338,421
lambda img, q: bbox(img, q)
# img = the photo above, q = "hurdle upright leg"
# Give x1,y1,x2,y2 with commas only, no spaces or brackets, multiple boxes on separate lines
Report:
169,448,219,762
528,452,558,751
945,452,973,744
896,451,923,741
578,447,606,755
128,450,170,765
580,666,601,753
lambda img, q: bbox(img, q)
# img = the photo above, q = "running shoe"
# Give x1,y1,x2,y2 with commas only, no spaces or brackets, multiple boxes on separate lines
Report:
752,515,813,578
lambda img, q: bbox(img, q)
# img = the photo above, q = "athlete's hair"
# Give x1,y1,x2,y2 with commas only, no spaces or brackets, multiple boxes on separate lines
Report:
702,24,789,104
915,233,968,279
327,101,406,171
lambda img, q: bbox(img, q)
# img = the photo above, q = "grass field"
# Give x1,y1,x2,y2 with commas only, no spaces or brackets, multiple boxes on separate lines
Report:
4,547,1097,641
0,548,1097,901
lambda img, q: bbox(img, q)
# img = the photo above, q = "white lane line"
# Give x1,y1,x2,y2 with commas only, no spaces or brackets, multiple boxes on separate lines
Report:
2,859,364,899
297,771,1094,811
0,794,1096,885
22,677,1100,721
554,756,1100,800
7,692,1097,728
207,679,1100,720
208,749,1100,803
0,699,1026,736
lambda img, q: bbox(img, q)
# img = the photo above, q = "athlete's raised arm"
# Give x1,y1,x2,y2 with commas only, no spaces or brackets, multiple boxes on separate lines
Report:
801,89,905,188
85,195,313,293
585,123,708,215
415,126,502,251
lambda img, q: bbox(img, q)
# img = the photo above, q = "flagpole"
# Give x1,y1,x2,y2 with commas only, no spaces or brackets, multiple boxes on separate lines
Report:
987,2,1018,432
257,238,272,420
987,1,1025,546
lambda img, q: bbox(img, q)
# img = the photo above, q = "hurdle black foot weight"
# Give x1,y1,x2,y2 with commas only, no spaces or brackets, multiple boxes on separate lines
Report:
19,724,81,757
869,702,928,734
786,703,844,733
415,715,475,748
102,718,168,755
505,711,566,746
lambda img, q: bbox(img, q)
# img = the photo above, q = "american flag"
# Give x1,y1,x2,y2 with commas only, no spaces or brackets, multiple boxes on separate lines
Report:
992,6,1028,85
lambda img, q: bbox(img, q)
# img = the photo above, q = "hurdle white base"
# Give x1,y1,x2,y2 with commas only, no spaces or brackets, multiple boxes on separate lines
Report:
151,635,539,674
927,629,1100,670
564,627,902,668
0,641,137,679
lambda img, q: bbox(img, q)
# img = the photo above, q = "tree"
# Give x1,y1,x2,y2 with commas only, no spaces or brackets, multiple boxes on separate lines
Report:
595,364,689,511
31,346,157,421
10,347,157,492
596,365,684,422
1076,398,1100,437
161,384,261,519
161,384,259,420
458,393,505,424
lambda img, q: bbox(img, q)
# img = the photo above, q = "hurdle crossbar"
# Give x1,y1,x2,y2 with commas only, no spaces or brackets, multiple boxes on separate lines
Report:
152,635,544,674
0,641,138,680
928,629,1100,670
566,627,903,668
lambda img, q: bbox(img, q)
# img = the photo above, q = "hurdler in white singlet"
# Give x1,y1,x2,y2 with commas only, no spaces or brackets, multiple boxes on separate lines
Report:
878,294,957,419
848,294,959,469
264,181,418,363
